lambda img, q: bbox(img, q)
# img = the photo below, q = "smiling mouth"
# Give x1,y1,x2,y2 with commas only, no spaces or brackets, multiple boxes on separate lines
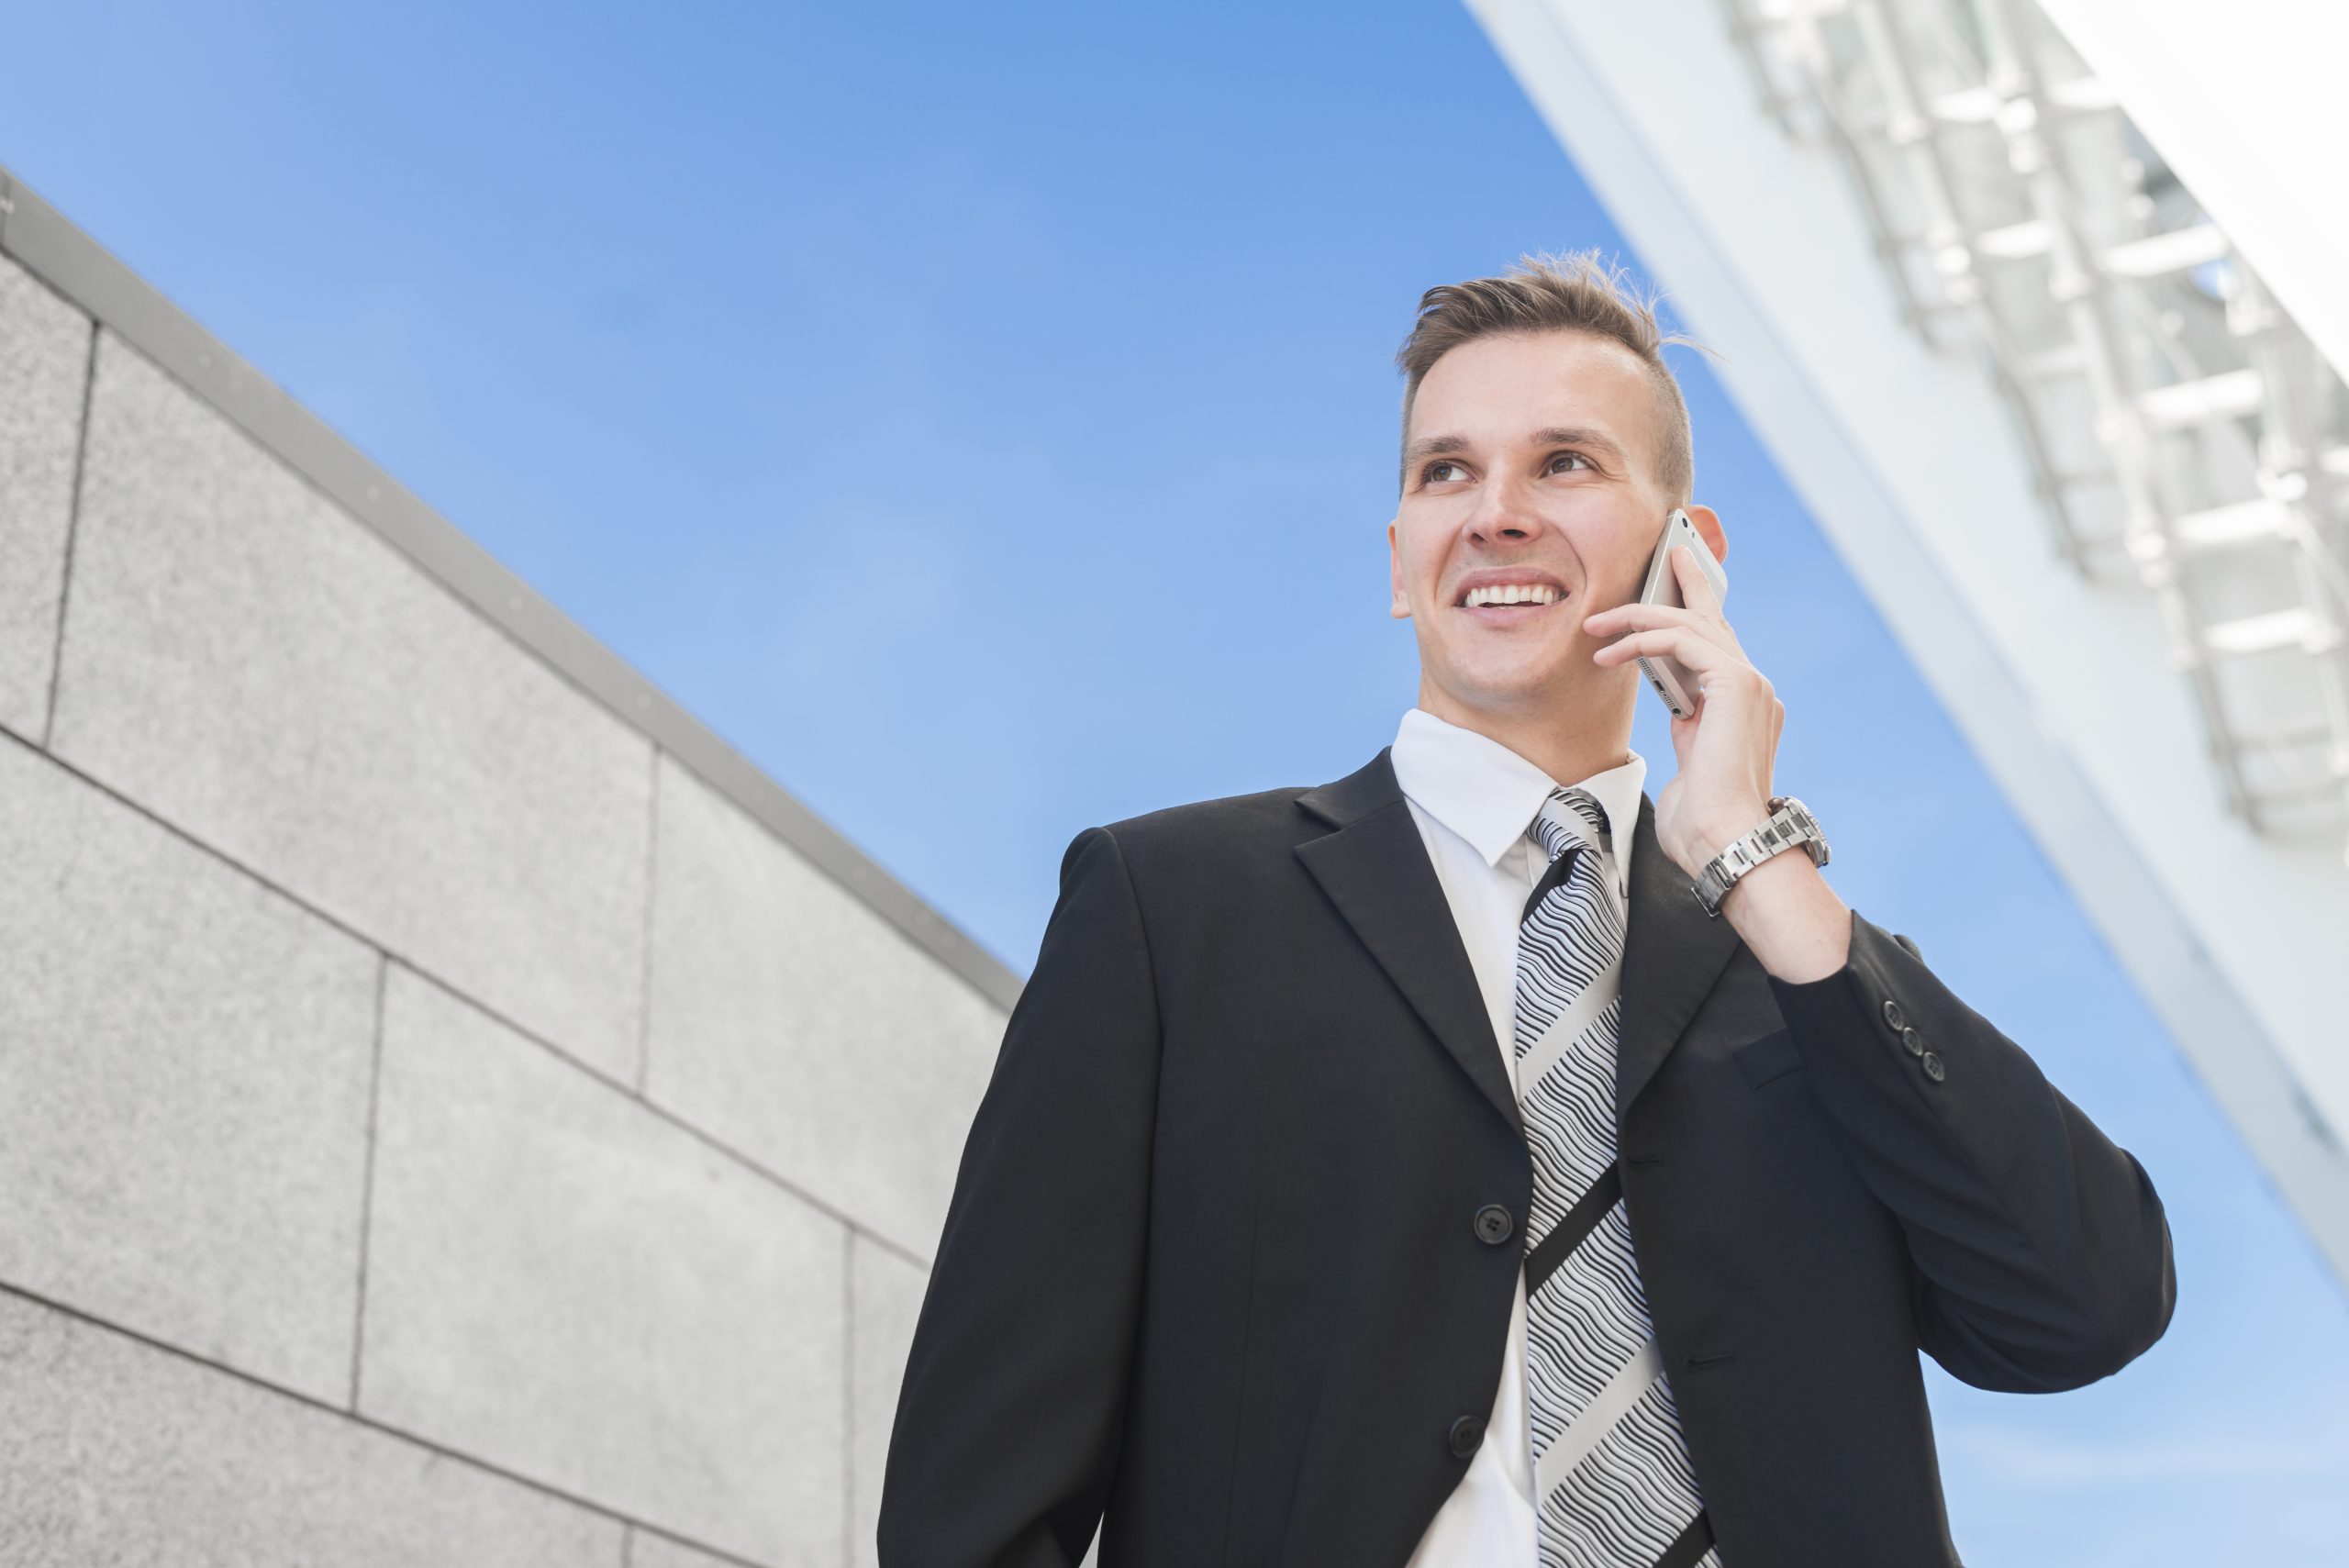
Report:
1459,602,1562,626
1454,584,1569,622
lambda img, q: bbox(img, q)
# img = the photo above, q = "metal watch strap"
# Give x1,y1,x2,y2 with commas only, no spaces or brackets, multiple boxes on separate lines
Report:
1691,795,1830,918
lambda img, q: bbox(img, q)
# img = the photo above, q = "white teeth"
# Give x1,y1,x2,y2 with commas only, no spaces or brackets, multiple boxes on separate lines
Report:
1464,583,1563,607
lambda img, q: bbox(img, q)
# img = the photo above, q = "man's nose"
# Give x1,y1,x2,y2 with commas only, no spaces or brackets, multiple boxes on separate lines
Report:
1465,467,1545,540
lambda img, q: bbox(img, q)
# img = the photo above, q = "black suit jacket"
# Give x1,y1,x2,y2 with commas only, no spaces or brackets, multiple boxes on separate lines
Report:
879,746,2176,1566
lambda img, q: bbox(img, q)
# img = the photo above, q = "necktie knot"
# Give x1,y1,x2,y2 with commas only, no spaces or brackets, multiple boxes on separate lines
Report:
1530,786,1610,867
1520,787,1614,929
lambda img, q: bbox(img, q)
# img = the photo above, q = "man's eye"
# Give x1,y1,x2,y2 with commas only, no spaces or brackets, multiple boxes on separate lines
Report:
1549,451,1591,473
1423,461,1467,484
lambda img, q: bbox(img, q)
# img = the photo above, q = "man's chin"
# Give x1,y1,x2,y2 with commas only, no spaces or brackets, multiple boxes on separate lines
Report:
1427,653,1587,711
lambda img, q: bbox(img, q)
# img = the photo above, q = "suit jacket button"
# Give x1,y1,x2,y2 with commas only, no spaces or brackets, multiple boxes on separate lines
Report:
1899,1025,1926,1057
1920,1050,1946,1083
1474,1204,1515,1245
1448,1415,1485,1457
1882,998,1907,1031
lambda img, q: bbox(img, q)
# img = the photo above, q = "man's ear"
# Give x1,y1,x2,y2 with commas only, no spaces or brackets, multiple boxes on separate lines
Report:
1684,503,1728,565
1387,517,1411,619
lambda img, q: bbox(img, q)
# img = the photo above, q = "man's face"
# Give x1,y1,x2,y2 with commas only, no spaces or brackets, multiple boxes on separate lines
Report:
1388,329,1680,717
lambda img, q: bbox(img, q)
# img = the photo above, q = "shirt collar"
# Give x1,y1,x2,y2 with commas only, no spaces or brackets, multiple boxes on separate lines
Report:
1389,705,1646,900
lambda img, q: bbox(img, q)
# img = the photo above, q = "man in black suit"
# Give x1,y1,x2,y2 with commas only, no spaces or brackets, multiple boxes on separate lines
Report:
878,250,2175,1567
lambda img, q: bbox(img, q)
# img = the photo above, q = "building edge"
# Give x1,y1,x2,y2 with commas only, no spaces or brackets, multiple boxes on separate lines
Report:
0,161,1024,1017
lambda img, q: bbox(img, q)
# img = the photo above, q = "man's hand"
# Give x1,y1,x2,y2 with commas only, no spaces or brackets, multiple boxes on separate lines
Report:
1584,544,1851,980
1581,541,1780,879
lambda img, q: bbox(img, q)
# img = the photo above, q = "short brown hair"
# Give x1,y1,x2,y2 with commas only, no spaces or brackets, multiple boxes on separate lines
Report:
1394,249,1706,503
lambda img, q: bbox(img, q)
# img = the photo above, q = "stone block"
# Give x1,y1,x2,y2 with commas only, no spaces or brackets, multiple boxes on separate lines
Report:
851,1237,927,1568
628,1526,745,1568
644,755,1005,1252
361,964,846,1564
49,333,652,1081
0,731,378,1404
0,1290,624,1566
0,251,90,739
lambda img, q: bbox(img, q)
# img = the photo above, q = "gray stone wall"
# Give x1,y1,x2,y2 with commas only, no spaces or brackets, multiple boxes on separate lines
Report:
0,183,1017,1566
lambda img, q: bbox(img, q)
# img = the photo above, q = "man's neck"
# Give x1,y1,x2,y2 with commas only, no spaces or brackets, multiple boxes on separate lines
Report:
1414,677,1638,790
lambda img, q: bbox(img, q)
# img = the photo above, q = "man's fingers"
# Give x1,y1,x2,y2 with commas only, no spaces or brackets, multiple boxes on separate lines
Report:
1598,625,1746,675
1673,544,1724,616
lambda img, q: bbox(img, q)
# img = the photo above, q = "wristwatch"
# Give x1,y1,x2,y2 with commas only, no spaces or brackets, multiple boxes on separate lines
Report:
1691,795,1830,918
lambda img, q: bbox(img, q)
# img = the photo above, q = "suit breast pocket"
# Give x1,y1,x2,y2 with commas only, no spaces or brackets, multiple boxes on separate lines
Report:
1731,1027,1804,1090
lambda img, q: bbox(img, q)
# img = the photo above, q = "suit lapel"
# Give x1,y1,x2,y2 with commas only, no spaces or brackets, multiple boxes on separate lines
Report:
1295,748,1522,1140
1294,750,1745,1142
1615,789,1742,1120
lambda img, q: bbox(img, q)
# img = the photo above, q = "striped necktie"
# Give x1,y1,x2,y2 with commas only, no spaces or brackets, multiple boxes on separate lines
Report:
1515,787,1720,1568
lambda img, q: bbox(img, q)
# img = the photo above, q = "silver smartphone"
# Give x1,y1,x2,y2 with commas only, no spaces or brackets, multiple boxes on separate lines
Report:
1632,507,1730,720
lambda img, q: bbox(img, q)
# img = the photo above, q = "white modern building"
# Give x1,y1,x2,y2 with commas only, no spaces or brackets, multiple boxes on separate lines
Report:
1466,0,2349,1284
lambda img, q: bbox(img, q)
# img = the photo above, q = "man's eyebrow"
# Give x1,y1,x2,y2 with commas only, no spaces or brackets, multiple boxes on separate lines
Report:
1403,426,1629,469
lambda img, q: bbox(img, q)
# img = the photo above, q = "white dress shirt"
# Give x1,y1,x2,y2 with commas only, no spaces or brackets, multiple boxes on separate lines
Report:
1388,705,1651,1567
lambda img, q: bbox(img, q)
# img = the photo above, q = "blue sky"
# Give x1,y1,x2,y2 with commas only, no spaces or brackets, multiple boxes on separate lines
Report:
5,0,2343,1557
